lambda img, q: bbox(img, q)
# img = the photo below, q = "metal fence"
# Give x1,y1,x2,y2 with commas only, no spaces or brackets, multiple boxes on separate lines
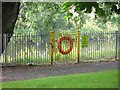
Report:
80,31,119,61
1,33,50,66
0,31,119,66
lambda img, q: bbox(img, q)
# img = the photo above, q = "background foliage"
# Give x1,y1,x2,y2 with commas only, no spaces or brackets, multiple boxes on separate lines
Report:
1,2,119,65
14,2,118,35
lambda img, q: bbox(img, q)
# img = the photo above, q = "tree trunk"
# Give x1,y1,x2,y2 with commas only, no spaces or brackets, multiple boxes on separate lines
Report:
0,2,20,56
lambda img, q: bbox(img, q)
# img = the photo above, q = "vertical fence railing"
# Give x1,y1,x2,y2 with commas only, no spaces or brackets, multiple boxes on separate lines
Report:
80,31,118,61
118,31,120,60
1,33,51,66
4,34,7,65
115,31,120,60
0,34,2,67
53,31,76,64
115,31,118,60
76,30,80,63
1,31,119,66
116,31,120,60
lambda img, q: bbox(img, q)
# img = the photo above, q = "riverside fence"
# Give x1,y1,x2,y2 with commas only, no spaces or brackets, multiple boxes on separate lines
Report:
0,31,119,66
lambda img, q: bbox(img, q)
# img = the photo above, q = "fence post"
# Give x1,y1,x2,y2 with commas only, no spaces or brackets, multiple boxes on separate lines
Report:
76,30,80,63
115,31,118,60
118,32,120,60
0,2,2,67
0,34,2,66
4,34,7,65
50,31,54,65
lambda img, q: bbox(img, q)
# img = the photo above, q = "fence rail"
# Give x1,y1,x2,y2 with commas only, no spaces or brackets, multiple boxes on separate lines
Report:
0,31,119,66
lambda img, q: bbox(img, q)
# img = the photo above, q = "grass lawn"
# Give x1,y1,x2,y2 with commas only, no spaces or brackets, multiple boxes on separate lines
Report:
2,70,118,88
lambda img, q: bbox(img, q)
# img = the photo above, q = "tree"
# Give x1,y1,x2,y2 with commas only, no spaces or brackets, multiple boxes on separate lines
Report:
14,2,63,35
0,1,119,56
62,2,120,17
61,2,120,27
1,2,20,56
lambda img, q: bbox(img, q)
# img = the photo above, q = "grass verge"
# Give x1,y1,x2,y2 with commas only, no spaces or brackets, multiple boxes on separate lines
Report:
2,70,118,88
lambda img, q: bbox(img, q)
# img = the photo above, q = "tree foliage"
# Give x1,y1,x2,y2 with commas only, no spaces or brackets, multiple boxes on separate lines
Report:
14,1,119,35
14,2,67,35
62,2,120,18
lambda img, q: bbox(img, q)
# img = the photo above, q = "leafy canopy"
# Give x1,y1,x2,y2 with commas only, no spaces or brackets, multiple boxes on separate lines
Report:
62,2,120,18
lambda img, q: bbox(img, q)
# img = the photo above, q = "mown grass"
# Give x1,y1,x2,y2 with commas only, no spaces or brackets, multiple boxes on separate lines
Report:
2,70,118,88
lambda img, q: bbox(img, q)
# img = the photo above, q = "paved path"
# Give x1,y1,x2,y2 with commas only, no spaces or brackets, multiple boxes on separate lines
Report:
1,61,118,82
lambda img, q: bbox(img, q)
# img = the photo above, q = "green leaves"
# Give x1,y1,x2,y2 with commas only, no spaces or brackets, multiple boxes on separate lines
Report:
96,8,106,17
61,2,119,19
75,2,99,13
62,2,99,14
14,1,119,36
62,2,73,13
